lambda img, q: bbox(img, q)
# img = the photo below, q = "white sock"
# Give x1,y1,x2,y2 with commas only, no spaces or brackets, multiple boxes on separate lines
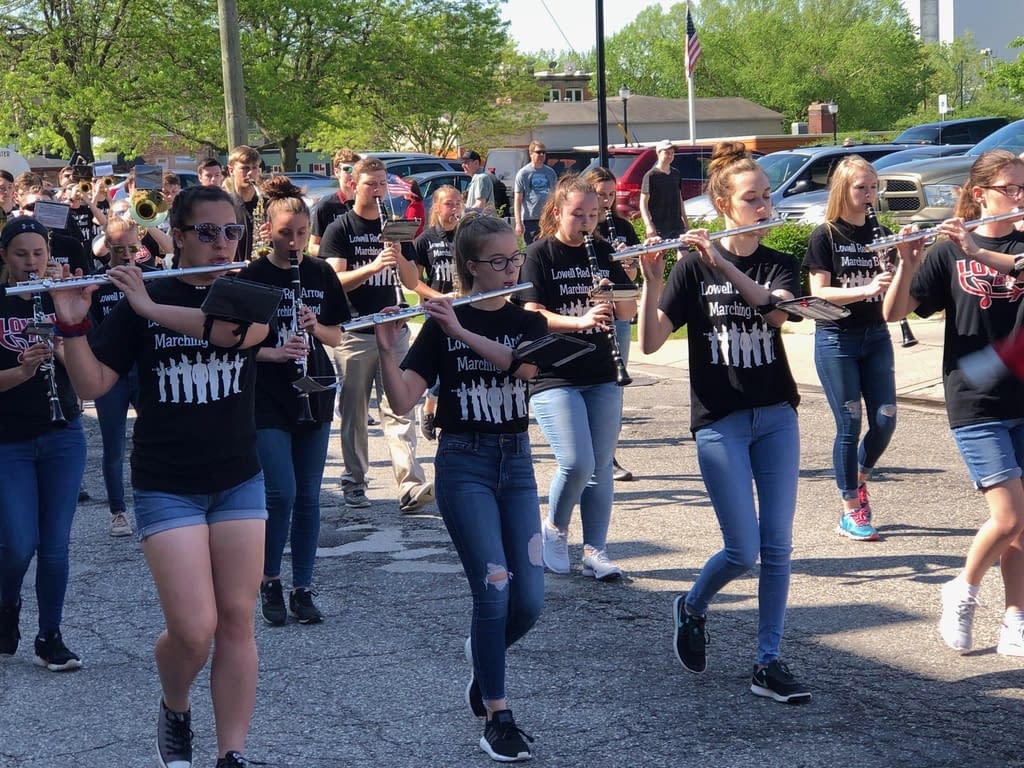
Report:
952,575,980,599
1004,609,1024,626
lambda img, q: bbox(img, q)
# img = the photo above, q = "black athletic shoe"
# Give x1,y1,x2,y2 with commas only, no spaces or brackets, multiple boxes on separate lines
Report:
750,659,811,704
260,579,287,626
215,751,262,767
156,698,193,768
479,709,533,762
673,593,708,673
0,599,21,655
464,637,486,718
33,629,82,671
289,588,324,625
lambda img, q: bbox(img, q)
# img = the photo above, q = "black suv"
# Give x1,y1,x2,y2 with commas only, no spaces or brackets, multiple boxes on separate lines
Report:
891,117,1007,146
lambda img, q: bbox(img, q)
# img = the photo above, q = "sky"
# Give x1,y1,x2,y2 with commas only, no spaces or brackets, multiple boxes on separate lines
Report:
500,0,677,56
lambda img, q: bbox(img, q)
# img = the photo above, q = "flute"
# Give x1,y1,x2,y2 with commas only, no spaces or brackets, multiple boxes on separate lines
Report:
342,282,532,332
2,264,233,297
611,218,785,262
863,207,1024,252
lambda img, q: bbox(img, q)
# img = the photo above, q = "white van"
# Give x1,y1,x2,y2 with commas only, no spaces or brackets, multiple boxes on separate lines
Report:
484,148,528,188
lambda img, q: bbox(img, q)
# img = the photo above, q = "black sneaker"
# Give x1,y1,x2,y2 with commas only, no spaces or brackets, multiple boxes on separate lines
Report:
0,599,21,655
33,629,82,671
464,637,486,718
260,579,287,626
479,709,533,762
343,487,371,509
156,698,193,768
673,593,708,673
420,408,437,441
612,457,634,481
215,751,262,767
750,659,811,704
289,588,324,624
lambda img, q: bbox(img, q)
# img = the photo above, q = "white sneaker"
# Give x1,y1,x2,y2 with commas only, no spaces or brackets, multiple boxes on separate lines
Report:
581,547,623,581
939,579,980,653
542,524,570,574
996,622,1024,657
109,511,133,538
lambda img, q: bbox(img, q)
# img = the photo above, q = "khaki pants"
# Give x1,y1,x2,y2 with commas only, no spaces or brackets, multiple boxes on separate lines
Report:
333,328,427,498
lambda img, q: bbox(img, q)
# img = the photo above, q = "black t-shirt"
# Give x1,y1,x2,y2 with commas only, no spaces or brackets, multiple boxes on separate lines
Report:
413,226,456,294
0,293,82,442
229,193,259,263
319,209,416,321
659,244,801,434
803,219,888,329
89,263,160,326
520,235,631,394
641,167,683,237
311,192,353,238
67,204,95,247
88,278,260,493
239,256,350,431
598,214,641,247
49,231,91,276
401,302,546,434
911,232,1024,428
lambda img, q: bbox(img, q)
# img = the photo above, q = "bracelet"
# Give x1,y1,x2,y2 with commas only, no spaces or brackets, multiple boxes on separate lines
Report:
505,357,524,376
755,298,779,316
1008,254,1024,279
54,317,93,337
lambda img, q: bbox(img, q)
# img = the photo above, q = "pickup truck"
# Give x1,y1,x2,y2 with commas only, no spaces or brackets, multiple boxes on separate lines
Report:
877,119,1024,226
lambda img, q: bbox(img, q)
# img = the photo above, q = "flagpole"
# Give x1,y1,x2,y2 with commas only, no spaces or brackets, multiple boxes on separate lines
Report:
686,2,696,146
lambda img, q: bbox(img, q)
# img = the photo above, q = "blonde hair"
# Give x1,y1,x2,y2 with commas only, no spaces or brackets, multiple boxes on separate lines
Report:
824,155,876,223
428,185,462,228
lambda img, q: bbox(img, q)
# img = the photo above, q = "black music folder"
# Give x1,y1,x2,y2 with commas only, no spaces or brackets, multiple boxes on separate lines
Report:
513,333,595,370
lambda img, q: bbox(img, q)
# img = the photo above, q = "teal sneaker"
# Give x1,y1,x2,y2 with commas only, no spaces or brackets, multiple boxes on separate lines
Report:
836,506,879,541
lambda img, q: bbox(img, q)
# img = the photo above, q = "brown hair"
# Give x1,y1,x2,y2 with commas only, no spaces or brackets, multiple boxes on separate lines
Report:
824,155,876,223
452,212,514,295
167,185,240,266
704,141,761,217
162,171,181,187
529,140,547,154
332,148,361,169
954,149,1024,220
585,166,617,186
537,173,596,239
353,157,386,178
261,175,309,221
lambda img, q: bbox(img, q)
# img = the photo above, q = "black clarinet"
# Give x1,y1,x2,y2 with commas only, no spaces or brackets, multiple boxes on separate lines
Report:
375,195,407,309
604,209,625,246
583,234,632,386
288,246,315,423
866,204,917,347
26,275,67,426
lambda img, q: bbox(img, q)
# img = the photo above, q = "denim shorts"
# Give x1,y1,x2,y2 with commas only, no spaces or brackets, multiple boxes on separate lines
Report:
951,419,1024,490
133,472,267,541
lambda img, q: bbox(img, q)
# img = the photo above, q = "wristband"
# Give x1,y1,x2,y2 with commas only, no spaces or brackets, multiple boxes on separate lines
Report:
755,298,779,316
505,358,524,376
1008,254,1024,279
54,317,93,337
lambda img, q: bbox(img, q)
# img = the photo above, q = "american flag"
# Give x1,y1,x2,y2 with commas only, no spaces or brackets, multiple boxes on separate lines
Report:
685,7,702,77
387,173,412,197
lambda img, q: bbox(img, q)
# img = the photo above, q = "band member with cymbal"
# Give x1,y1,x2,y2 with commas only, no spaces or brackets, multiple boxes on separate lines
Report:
238,176,349,627
51,185,272,768
0,216,86,673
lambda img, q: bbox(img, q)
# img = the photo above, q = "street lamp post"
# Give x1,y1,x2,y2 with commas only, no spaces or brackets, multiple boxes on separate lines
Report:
828,101,838,145
619,85,631,146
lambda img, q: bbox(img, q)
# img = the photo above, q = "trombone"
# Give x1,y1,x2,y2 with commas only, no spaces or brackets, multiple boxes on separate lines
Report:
130,189,168,228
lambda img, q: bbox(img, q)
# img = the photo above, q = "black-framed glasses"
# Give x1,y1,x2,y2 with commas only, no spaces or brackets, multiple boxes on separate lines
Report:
473,252,525,271
985,184,1024,198
183,223,246,242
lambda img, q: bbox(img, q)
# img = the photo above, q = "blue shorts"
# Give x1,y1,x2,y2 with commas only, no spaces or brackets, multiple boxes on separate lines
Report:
133,472,267,541
951,419,1024,490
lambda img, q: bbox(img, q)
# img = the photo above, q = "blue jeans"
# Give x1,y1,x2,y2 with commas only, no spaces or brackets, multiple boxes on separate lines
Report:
814,324,897,500
687,403,799,665
952,418,1024,490
435,431,544,701
530,382,622,550
94,369,138,514
256,424,332,588
133,473,267,540
0,420,87,633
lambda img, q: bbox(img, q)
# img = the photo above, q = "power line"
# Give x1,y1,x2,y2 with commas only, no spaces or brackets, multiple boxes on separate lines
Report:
539,0,577,54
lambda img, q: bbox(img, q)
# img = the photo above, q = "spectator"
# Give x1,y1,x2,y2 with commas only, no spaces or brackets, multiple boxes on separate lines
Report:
640,140,688,240
461,150,494,211
513,141,557,245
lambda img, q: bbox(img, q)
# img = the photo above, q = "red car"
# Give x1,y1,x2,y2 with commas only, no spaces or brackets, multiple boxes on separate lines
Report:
593,145,716,220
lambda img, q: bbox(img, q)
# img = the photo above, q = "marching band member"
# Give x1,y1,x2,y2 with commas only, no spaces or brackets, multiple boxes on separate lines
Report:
223,145,263,263
310,148,360,258
51,185,271,768
376,213,545,762
0,216,86,672
238,176,349,627
639,142,810,703
519,174,635,581
884,149,1024,657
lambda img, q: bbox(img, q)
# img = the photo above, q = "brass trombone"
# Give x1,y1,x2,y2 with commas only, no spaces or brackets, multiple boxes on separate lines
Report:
130,189,168,228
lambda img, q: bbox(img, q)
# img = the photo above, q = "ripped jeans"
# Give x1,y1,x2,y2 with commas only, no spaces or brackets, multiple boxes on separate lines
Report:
435,431,544,702
814,324,897,500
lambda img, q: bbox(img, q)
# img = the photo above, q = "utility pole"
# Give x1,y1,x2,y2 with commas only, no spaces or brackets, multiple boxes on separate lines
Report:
218,0,248,149
595,0,609,169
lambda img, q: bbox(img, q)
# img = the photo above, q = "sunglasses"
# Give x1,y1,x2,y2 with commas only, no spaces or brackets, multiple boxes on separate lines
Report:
183,223,246,242
339,165,354,174
532,150,547,155
108,244,141,258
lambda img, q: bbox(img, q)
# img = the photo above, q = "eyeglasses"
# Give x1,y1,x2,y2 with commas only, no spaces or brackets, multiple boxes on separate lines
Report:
183,223,246,242
532,150,546,155
473,252,525,271
109,244,141,258
339,165,354,174
985,184,1024,198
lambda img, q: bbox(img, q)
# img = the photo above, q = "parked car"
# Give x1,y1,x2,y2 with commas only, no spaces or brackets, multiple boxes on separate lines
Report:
877,118,1024,226
484,147,598,189
890,116,1007,146
407,170,470,220
382,156,462,178
109,170,199,202
686,143,907,221
774,144,974,224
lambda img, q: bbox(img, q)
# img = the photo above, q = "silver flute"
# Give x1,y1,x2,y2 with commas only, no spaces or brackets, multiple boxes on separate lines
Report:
342,282,532,332
611,218,785,261
2,264,233,297
863,207,1024,252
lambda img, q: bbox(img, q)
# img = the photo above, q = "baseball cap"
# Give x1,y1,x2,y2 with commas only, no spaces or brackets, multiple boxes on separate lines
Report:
460,150,481,163
656,140,674,152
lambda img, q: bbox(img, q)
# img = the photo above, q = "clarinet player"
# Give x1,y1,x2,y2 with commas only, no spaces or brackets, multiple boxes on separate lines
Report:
239,176,349,626
0,216,86,672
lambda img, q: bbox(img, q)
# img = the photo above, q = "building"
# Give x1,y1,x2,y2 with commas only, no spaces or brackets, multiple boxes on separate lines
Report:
902,0,1020,61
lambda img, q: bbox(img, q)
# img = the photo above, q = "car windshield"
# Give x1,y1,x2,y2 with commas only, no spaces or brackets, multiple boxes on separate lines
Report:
756,152,812,191
967,121,1024,157
893,126,940,144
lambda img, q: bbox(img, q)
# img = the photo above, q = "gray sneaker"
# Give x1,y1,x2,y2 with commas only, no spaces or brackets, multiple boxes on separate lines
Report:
344,488,371,509
156,698,192,768
542,524,570,574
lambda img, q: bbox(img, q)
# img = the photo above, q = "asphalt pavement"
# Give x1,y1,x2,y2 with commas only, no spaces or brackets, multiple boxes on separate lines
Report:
5,313,1024,768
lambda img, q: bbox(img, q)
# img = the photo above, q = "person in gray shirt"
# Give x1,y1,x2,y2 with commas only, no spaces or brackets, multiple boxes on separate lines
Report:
514,141,557,244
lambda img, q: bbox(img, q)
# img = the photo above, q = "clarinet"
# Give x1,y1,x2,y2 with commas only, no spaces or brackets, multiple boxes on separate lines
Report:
26,274,67,426
604,210,625,246
866,205,918,347
375,195,408,309
582,234,632,386
288,246,315,424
